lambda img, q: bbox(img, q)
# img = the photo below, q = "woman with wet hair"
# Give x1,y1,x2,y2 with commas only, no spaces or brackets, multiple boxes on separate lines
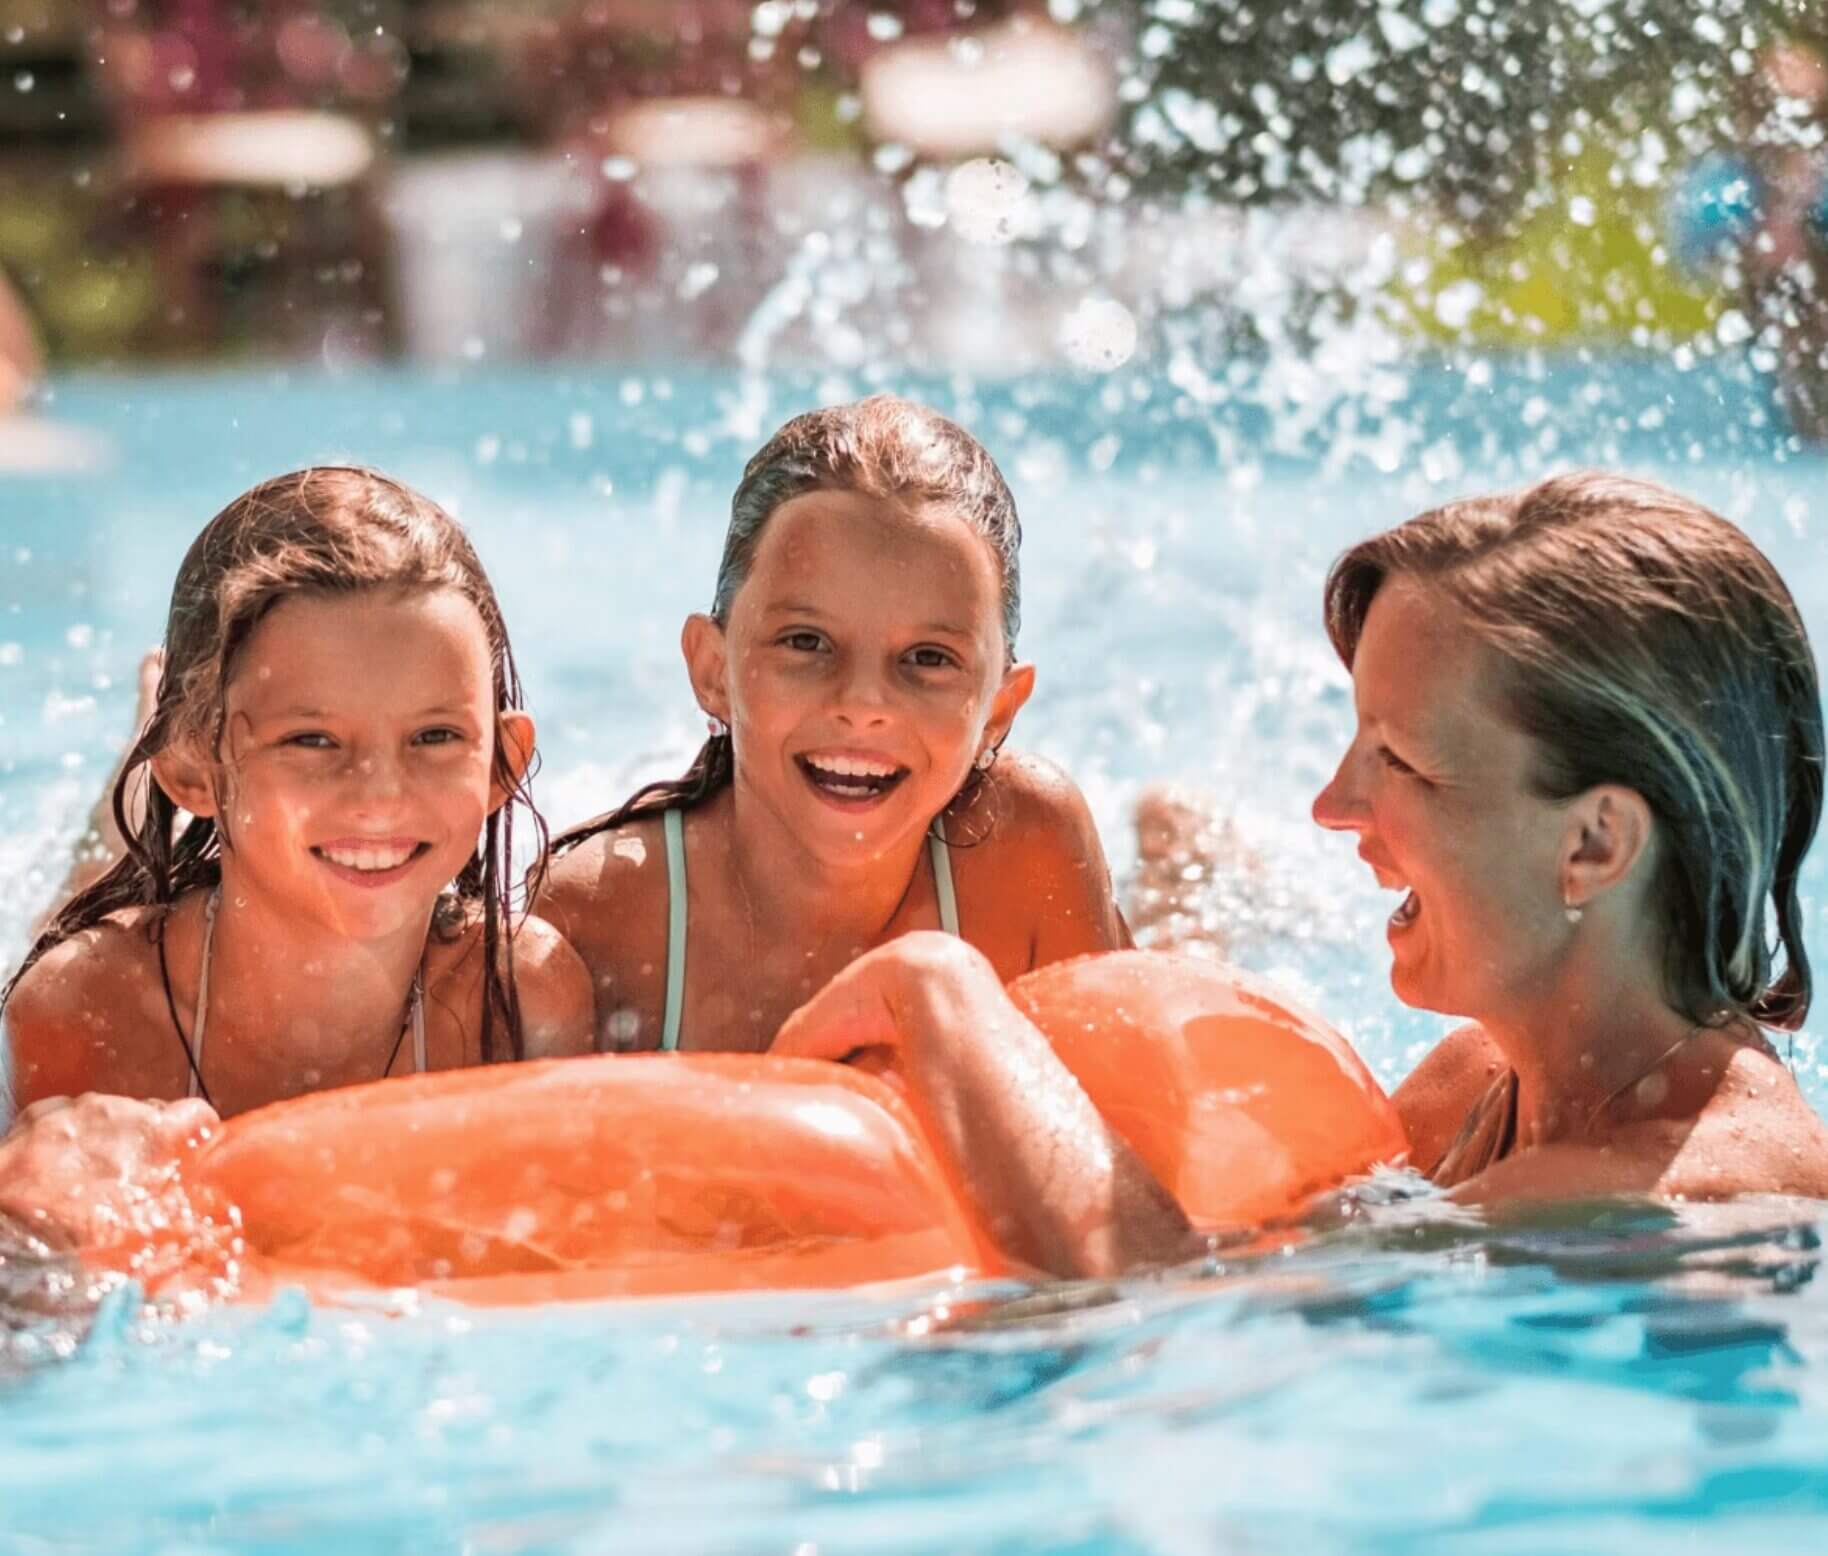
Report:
783,470,1828,1210
1312,471,1828,1195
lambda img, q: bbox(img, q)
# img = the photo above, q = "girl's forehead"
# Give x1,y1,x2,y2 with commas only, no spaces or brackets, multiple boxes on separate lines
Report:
228,588,494,697
747,489,1000,591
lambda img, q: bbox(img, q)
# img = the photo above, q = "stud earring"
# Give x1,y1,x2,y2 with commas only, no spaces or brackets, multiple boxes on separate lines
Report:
974,747,997,772
1564,897,1584,925
707,716,728,739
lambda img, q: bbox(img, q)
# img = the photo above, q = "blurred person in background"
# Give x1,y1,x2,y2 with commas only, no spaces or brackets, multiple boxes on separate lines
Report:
0,266,42,413
83,1,405,357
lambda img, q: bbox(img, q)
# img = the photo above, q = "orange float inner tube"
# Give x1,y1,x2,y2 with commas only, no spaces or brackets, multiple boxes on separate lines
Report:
153,952,1405,1305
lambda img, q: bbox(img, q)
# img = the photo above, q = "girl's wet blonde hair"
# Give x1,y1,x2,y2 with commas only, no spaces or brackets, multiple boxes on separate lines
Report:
6,467,543,1062
1325,470,1824,1030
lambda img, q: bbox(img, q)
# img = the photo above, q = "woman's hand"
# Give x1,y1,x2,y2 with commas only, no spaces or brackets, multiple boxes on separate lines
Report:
774,935,1197,1280
0,1092,219,1252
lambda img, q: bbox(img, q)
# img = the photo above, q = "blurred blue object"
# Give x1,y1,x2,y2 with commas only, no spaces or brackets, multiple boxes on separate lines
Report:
1807,165,1828,245
1668,150,1765,275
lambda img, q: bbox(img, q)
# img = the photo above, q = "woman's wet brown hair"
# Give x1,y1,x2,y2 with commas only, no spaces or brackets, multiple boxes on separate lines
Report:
1325,470,1824,1031
4,467,544,1062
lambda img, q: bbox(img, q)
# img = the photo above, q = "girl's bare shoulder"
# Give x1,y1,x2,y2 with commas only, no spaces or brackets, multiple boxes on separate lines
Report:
950,752,1126,968
508,914,597,1058
4,905,181,1104
537,816,671,943
418,906,596,1058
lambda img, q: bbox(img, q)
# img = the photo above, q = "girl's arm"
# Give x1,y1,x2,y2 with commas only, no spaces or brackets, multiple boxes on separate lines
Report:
3,932,148,1121
771,934,1197,1280
0,1093,217,1250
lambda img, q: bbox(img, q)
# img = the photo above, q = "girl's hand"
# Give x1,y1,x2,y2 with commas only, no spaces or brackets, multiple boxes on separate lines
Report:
771,932,968,1067
0,1093,218,1252
773,936,1197,1279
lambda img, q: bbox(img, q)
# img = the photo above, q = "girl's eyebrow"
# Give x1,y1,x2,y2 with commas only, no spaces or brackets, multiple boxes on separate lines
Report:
764,599,975,638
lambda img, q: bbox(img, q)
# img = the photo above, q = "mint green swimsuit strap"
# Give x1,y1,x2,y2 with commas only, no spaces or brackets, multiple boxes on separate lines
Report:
661,808,687,1052
929,817,960,937
658,809,953,1053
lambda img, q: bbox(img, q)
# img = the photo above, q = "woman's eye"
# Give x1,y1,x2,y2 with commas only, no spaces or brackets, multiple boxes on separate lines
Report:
906,646,958,670
283,732,335,750
781,631,827,653
415,727,464,748
1376,745,1418,777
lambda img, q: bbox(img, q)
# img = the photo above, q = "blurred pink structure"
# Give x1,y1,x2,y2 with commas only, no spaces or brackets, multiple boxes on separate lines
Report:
86,0,403,356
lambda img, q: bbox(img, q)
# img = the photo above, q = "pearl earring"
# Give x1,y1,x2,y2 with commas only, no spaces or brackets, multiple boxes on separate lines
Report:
975,747,997,772
1564,900,1583,925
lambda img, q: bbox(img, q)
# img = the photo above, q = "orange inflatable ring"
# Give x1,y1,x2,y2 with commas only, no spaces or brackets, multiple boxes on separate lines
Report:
156,952,1404,1305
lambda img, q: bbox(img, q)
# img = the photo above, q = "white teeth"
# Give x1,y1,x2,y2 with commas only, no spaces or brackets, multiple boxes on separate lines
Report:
1389,889,1421,928
319,843,416,873
806,755,899,779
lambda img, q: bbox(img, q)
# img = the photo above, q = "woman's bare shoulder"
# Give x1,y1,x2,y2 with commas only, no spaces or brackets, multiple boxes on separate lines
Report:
1456,1044,1828,1204
1668,1043,1828,1197
1393,1024,1508,1174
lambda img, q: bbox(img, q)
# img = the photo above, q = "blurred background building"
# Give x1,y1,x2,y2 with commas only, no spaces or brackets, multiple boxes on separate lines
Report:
2,1,1827,431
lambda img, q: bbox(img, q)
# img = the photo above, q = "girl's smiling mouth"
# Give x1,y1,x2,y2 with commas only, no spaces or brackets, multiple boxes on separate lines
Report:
794,751,911,807
310,838,433,887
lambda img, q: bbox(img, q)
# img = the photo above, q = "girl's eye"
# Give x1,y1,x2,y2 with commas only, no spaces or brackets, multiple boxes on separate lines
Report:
781,631,828,653
414,727,465,748
1376,745,1419,778
906,646,959,670
283,732,335,750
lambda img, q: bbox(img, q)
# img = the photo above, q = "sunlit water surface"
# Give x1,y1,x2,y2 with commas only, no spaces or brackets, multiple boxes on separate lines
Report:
3,358,1827,1553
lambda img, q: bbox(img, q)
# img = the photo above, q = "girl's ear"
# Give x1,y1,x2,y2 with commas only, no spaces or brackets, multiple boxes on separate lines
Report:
150,741,219,819
681,613,731,726
982,661,1037,756
490,711,538,813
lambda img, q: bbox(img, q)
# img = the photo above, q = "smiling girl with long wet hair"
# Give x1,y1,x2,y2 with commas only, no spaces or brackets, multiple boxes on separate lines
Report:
539,394,1130,1054
3,468,593,1121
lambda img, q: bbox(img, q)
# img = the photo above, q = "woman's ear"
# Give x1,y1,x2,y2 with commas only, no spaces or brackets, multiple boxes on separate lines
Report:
489,711,538,813
981,661,1037,758
681,614,731,727
149,740,219,819
1561,785,1655,910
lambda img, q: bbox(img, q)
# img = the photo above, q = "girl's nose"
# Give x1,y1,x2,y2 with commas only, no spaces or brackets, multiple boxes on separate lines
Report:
347,748,407,804
1311,749,1365,833
830,664,893,727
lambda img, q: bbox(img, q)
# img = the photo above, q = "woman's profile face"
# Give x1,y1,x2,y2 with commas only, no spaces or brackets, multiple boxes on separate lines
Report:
1311,575,1573,1020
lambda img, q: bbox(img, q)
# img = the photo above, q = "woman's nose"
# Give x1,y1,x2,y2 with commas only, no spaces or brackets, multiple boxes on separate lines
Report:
1311,750,1365,832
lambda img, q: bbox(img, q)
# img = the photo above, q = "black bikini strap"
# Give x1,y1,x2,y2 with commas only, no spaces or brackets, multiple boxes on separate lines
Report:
156,908,212,1109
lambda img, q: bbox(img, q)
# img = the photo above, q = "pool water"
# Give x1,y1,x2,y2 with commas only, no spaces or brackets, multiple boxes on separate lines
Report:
3,355,1827,1552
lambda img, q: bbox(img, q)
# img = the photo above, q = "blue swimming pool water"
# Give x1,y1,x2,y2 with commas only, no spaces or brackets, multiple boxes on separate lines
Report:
3,353,1827,1553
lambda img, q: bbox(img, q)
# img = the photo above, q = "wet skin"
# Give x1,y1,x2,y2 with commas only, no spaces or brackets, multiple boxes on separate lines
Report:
540,489,1131,1053
5,588,593,1122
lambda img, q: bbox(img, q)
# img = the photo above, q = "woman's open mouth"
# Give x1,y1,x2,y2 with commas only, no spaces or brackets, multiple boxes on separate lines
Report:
1390,888,1421,930
795,753,910,807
